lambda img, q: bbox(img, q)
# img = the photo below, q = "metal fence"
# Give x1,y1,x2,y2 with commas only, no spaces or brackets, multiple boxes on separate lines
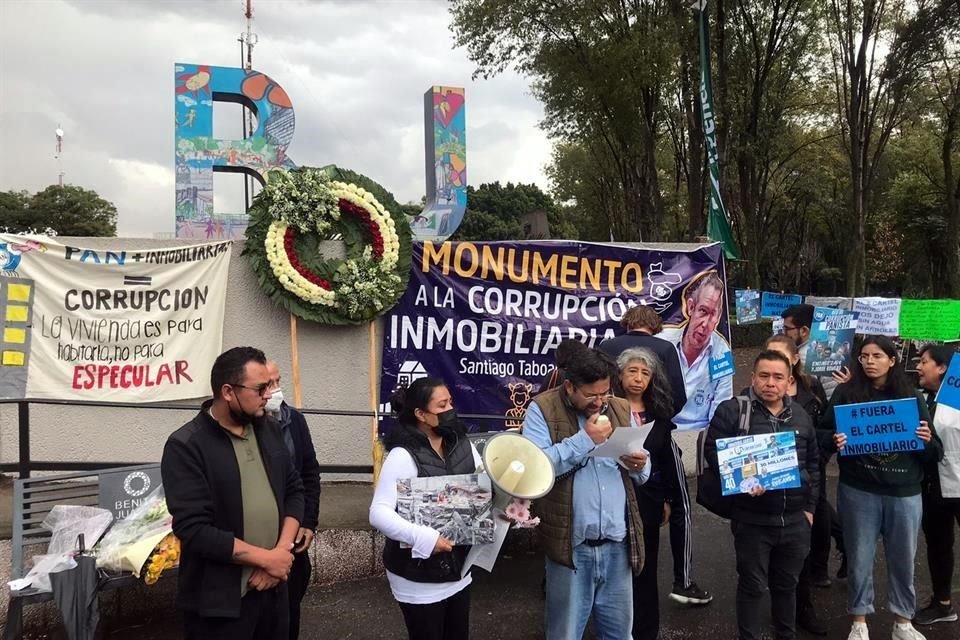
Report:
0,398,512,478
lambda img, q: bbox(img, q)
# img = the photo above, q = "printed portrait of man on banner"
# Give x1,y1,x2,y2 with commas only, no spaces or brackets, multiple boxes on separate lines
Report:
659,270,734,430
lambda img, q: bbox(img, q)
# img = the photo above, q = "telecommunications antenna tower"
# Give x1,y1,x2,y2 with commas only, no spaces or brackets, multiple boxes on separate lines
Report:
239,0,259,209
55,125,65,187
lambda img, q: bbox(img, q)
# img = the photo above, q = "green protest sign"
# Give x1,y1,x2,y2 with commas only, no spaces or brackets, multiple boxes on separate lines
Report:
897,299,960,340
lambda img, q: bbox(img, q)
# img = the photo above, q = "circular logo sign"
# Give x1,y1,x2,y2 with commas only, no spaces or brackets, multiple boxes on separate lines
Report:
123,471,151,497
0,244,21,271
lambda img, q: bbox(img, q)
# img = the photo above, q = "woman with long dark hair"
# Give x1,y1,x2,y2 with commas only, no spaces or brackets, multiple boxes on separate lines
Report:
616,347,678,640
822,336,943,640
369,377,481,640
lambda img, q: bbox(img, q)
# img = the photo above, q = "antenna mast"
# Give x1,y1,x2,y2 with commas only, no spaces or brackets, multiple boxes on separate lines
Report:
55,125,65,187
239,0,258,210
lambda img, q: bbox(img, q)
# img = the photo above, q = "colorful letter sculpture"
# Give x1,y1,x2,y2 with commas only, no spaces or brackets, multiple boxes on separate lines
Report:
174,63,296,239
414,86,467,242
174,65,466,241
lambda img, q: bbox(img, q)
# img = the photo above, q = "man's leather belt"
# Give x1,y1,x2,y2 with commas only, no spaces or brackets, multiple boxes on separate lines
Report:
583,538,613,547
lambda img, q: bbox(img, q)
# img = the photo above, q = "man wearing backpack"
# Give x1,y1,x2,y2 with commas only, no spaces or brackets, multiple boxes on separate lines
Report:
703,350,821,640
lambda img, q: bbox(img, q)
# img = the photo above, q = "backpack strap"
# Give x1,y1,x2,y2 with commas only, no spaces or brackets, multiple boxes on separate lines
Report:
736,395,752,436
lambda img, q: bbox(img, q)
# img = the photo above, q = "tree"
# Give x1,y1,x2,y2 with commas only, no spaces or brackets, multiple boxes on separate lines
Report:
929,44,960,295
665,0,705,241
878,40,960,296
0,190,33,232
451,182,576,241
448,0,958,295
826,0,960,295
547,141,635,241
1,186,117,236
722,0,824,287
450,0,676,241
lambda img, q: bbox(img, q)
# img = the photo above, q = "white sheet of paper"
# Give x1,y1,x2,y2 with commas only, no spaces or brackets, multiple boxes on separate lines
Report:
588,422,654,459
460,515,511,578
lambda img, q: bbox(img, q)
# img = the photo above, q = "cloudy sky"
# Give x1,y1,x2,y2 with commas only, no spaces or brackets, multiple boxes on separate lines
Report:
0,0,551,237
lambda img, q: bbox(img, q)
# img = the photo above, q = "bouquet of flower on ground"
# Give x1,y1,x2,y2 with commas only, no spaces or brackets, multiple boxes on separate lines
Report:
94,486,173,579
397,473,495,545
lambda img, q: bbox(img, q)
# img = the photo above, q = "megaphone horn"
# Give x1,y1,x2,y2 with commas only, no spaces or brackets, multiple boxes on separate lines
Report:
481,432,556,511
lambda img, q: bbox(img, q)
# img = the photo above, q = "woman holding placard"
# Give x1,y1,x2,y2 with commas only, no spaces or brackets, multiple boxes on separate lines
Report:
616,347,680,640
822,336,943,640
369,377,481,640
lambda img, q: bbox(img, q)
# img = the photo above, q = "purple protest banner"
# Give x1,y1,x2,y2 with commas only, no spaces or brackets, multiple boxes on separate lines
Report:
379,240,730,435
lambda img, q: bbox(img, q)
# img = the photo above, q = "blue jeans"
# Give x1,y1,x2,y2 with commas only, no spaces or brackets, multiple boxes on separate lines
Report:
838,483,922,619
545,540,633,640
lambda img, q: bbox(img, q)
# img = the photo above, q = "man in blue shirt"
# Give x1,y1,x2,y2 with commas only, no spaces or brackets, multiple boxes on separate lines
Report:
524,349,651,640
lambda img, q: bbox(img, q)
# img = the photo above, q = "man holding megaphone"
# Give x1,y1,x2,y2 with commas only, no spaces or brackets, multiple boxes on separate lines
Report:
523,348,651,640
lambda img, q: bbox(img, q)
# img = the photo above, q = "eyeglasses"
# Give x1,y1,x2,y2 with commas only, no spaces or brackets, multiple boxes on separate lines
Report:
782,324,801,333
858,354,889,362
576,388,613,402
232,383,272,397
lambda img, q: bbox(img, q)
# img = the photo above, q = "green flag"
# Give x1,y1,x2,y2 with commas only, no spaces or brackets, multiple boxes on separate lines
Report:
694,0,740,259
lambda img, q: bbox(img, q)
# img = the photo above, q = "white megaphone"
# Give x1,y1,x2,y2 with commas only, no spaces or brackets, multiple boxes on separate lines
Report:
481,432,556,511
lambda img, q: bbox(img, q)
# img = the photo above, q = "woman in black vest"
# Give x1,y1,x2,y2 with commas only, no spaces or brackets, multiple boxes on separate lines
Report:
369,377,481,640
615,346,679,640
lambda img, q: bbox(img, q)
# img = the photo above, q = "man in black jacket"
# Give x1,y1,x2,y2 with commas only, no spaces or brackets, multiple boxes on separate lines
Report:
162,347,305,640
704,350,820,640
265,361,321,640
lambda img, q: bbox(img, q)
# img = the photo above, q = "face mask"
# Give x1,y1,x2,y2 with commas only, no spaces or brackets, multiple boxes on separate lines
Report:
434,408,462,436
228,396,258,426
265,388,284,413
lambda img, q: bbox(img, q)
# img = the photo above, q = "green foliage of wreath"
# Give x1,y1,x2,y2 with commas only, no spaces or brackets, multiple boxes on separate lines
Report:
243,167,413,325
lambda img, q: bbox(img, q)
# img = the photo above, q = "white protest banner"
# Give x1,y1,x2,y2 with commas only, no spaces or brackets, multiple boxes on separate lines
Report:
852,297,901,336
0,235,230,401
805,296,853,311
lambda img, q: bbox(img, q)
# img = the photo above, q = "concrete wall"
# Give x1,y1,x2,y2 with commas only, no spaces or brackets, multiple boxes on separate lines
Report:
0,238,382,480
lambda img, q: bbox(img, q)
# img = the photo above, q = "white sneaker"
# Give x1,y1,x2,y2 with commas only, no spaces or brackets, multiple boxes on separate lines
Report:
848,621,869,640
891,622,926,640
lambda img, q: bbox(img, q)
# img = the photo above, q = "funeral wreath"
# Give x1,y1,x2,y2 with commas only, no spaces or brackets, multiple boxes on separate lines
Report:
245,167,413,324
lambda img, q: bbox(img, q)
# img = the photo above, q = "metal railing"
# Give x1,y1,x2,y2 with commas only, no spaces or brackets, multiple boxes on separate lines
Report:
0,398,513,478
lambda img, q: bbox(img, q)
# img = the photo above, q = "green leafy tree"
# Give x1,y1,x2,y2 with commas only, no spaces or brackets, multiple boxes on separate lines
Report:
721,0,825,287
0,190,34,232
451,182,576,241
826,0,960,294
547,142,620,242
927,43,960,295
451,0,676,242
1,186,117,236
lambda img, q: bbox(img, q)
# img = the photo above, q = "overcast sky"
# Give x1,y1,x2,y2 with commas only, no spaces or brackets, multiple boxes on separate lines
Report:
0,0,551,237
